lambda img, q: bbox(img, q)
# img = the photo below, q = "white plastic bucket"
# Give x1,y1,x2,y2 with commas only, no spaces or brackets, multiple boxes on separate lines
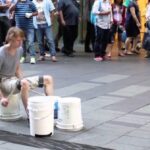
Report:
0,93,22,121
56,97,83,131
28,96,54,137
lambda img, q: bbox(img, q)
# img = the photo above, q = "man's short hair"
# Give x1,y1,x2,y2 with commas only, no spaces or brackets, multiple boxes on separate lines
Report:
5,27,25,43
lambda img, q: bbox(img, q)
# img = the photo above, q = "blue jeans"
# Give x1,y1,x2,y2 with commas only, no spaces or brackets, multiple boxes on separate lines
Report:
22,28,35,57
36,24,56,56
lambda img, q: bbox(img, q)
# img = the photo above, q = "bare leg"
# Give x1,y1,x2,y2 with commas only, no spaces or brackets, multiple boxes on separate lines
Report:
43,75,54,96
20,79,30,115
125,37,133,54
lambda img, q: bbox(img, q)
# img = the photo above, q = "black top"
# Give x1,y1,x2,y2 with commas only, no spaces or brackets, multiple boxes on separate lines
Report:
58,0,80,25
125,1,140,27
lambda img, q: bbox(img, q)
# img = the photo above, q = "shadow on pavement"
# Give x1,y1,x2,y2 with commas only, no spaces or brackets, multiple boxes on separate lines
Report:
0,130,114,150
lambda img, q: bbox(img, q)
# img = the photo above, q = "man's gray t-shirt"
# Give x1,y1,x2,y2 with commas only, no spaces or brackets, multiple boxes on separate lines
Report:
0,46,22,78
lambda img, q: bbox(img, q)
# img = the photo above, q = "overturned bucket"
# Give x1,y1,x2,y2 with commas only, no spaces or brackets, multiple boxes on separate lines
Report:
28,96,54,137
0,93,22,121
56,97,83,131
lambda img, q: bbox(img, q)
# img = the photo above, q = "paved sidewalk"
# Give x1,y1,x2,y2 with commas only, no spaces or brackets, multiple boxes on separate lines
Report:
0,45,150,150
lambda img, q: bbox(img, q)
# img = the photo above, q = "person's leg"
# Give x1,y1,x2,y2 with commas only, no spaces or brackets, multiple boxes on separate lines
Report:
91,23,95,52
125,37,133,54
36,28,45,58
26,28,36,63
62,25,73,56
101,29,110,57
85,21,92,52
55,21,63,51
94,26,102,58
21,75,54,110
45,26,57,61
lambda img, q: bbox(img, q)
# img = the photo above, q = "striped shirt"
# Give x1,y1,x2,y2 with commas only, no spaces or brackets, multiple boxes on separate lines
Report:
15,0,37,29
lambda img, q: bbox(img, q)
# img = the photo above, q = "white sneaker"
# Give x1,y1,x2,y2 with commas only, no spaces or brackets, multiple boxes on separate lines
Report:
30,57,36,64
20,57,25,63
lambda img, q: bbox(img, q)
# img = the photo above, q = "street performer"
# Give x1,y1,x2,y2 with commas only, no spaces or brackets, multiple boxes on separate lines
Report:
0,27,54,116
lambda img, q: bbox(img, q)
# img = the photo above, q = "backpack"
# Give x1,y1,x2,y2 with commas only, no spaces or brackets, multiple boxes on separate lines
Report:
90,0,101,25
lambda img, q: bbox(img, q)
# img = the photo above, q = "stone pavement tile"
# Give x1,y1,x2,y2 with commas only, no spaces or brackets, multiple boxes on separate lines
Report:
103,97,150,113
95,123,135,136
105,142,147,150
0,141,6,145
68,128,120,146
140,123,150,131
135,105,150,114
127,129,150,139
112,135,150,147
55,82,101,97
108,121,141,128
113,114,150,125
112,136,150,150
109,85,150,97
83,109,124,122
0,142,47,150
90,74,129,83
0,119,29,136
82,96,125,114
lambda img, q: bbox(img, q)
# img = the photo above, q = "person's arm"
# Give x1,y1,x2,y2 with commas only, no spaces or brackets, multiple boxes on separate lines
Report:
15,64,23,79
0,90,9,107
50,10,55,25
130,6,141,28
146,4,150,21
9,0,19,12
59,10,65,26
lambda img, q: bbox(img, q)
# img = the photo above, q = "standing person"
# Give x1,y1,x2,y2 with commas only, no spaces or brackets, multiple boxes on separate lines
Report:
0,27,54,116
107,0,126,58
143,0,150,58
54,0,63,52
58,0,80,57
92,0,112,61
33,0,57,62
124,0,141,55
9,0,38,64
0,0,11,46
84,0,95,53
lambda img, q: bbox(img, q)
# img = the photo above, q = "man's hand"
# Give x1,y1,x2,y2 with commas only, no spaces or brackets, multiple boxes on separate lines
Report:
1,97,9,107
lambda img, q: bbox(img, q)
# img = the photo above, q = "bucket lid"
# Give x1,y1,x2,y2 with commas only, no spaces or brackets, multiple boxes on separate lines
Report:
29,96,53,104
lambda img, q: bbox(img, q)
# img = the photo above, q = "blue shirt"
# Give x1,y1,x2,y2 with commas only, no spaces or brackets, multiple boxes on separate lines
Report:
15,0,37,29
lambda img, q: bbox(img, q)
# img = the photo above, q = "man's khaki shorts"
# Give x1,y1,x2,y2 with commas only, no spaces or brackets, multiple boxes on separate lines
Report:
0,76,43,96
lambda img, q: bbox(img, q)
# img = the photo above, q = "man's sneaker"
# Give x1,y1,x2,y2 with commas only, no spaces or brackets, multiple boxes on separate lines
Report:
39,55,45,61
20,57,25,63
30,57,36,64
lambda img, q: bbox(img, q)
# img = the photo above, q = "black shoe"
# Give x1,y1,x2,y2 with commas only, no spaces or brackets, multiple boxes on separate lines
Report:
85,48,93,53
56,47,60,52
145,55,150,58
67,53,75,57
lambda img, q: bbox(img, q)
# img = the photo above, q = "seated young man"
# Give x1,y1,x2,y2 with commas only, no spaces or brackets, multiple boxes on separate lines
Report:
0,27,54,116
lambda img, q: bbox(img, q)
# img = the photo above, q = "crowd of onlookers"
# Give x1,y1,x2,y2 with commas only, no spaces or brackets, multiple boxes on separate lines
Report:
0,0,80,64
0,0,150,64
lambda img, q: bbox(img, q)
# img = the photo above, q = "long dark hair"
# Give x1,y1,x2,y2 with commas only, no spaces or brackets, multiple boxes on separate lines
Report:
114,0,123,6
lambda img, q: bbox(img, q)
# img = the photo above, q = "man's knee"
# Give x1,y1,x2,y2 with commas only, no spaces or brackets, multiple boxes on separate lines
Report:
43,75,53,86
20,79,30,90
